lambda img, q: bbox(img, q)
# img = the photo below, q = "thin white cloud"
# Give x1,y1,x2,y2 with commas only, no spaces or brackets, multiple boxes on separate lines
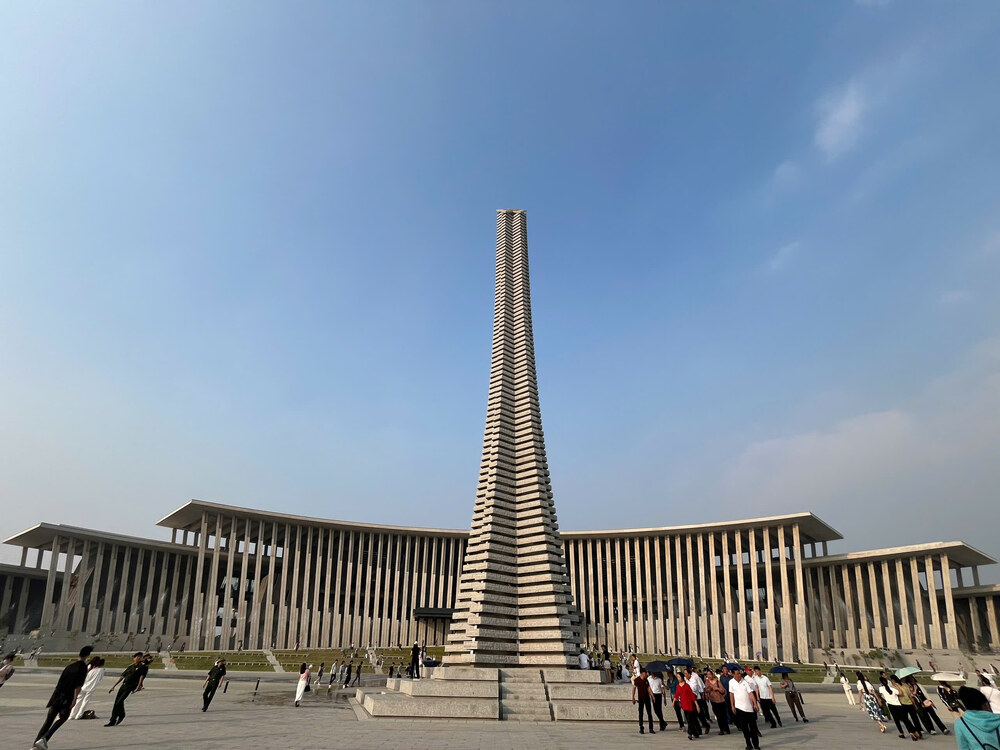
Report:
940,289,973,305
772,160,802,191
768,241,800,272
982,231,1000,257
718,337,1000,557
815,81,866,160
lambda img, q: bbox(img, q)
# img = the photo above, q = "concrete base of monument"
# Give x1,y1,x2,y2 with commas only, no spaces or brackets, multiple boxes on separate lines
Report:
358,666,636,722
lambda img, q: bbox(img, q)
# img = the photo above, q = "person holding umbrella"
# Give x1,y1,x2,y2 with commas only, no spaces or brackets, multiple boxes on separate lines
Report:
901,673,949,735
773,667,808,723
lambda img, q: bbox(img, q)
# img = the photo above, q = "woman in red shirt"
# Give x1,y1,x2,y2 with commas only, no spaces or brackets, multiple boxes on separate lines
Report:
674,678,702,739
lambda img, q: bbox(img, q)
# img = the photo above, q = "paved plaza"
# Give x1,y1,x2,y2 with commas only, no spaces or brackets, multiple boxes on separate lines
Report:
1,671,963,749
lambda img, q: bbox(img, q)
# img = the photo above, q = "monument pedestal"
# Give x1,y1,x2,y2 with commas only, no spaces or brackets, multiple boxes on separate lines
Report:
359,667,634,722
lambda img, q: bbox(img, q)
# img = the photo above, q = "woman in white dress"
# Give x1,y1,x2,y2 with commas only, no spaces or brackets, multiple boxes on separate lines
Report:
70,657,106,719
294,663,309,706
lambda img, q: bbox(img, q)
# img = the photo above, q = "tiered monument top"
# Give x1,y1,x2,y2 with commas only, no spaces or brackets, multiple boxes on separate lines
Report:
444,209,581,667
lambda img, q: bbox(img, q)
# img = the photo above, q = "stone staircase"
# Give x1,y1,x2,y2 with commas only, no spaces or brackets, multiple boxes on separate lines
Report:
499,669,553,722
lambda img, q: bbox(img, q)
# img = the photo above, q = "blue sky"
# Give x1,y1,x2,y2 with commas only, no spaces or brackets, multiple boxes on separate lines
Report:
2,1,999,568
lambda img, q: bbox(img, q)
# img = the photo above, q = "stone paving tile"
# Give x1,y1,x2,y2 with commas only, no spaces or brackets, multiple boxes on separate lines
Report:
0,673,960,749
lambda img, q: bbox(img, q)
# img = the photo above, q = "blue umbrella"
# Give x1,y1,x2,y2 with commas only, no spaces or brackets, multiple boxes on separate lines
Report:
667,657,695,668
645,661,670,674
895,667,921,679
722,662,742,670
770,666,797,674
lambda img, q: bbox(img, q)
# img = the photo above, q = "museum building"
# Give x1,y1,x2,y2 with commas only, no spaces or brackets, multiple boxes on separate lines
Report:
3,499,999,663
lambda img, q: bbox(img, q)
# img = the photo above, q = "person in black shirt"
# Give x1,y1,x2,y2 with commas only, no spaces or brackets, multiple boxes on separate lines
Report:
135,653,154,691
105,652,143,727
202,658,227,711
410,641,420,680
32,645,93,750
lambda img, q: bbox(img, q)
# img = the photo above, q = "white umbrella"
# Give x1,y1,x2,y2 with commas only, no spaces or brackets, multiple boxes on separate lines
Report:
930,671,965,682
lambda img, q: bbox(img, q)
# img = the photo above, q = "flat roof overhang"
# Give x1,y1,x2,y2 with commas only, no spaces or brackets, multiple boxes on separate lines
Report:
156,500,843,544
3,523,190,556
802,541,997,569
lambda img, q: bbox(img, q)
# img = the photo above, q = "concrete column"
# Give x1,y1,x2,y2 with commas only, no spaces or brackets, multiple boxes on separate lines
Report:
894,559,912,648
939,554,959,649
840,565,857,649
924,556,944,649
39,535,62,633
141,549,160,636
66,538,89,631
624,536,637,651
396,534,411,647
15,576,30,633
734,530,746,659
721,531,734,659
815,564,830,649
866,562,883,648
203,515,224,649
777,527,793,661
329,530,345,647
670,535,683,654
318,528,332,648
879,561,897,649
191,514,208,648
55,537,77,631
20,547,28,567
101,545,120,637
969,596,983,648
219,518,238,649
973,567,981,586
0,577,13,633
748,529,762,660
249,519,266,649
339,531,355,646
986,596,1000,649
261,522,277,648
761,528,776,660
909,557,928,649
118,547,137,634
236,518,252,648
301,525,315,648
370,533,385,646
86,542,105,632
595,538,609,649
288,525,304,647
652,535,665,654
853,565,870,649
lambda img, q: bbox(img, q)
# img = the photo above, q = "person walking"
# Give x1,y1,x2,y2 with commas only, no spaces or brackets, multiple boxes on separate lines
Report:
778,674,807,723
343,662,353,689
69,657,105,719
753,667,782,729
666,669,686,731
0,652,16,692
937,681,963,715
351,664,362,687
904,675,949,735
32,646,93,749
891,676,923,740
105,652,144,727
674,671,701,739
685,666,712,733
704,669,731,734
841,672,857,706
648,670,668,731
294,663,308,706
410,642,420,680
631,667,656,735
202,658,227,712
855,671,889,735
878,676,920,740
315,662,325,686
956,687,1000,750
729,668,760,750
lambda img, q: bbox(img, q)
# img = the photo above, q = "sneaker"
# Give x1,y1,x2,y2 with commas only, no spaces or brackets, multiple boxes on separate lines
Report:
803,718,809,722
104,722,116,727
33,740,49,750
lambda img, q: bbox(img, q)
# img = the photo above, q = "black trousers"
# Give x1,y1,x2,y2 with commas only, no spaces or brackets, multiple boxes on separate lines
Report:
711,700,731,733
651,693,667,729
203,682,219,710
887,703,916,734
902,704,922,734
410,657,420,679
673,700,685,727
683,709,701,737
697,698,711,729
35,702,71,742
915,704,947,733
636,695,654,730
110,686,133,725
735,708,760,749
760,697,782,727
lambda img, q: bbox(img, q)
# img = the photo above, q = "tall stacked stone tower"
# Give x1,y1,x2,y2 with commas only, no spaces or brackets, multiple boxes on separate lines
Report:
445,209,581,668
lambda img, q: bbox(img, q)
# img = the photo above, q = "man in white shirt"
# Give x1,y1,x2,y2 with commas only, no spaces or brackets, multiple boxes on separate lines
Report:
578,650,590,670
647,671,667,731
730,668,760,750
685,667,712,733
753,666,782,728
